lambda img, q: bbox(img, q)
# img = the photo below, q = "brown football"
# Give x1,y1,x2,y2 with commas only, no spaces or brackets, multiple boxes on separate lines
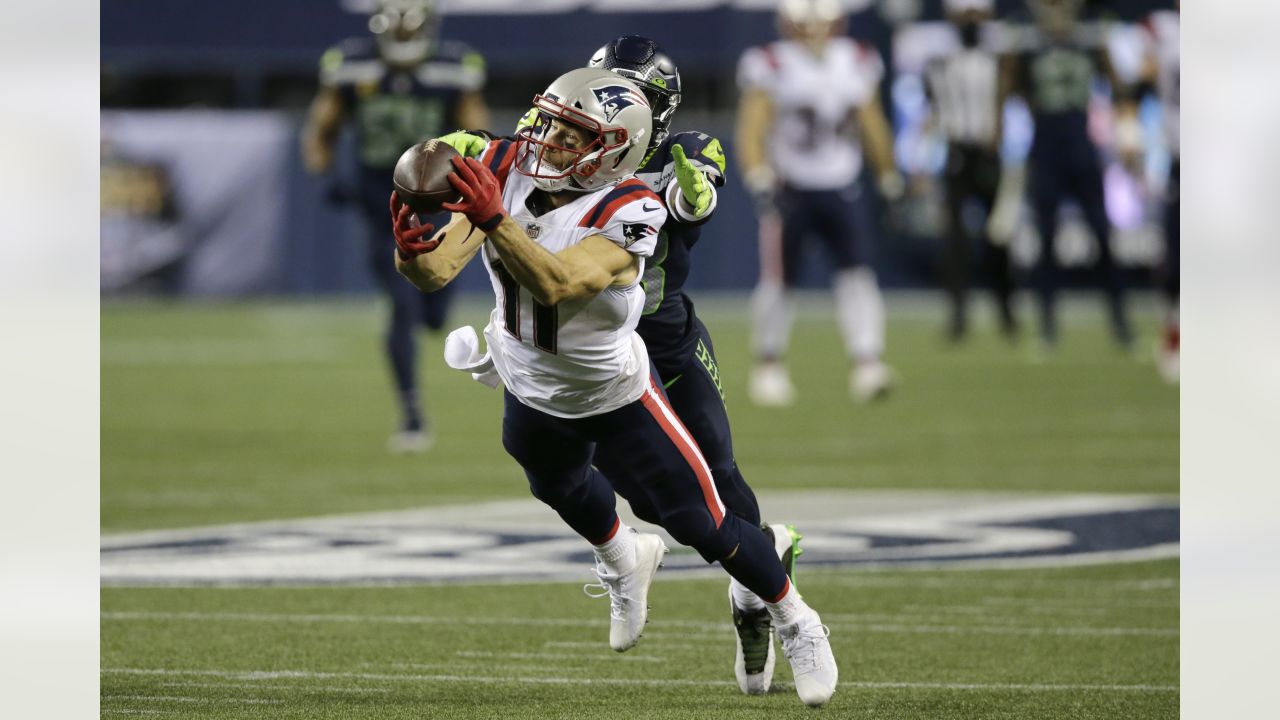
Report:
392,139,462,215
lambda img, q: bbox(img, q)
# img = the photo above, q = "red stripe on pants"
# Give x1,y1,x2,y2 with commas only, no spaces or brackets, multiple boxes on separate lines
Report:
639,380,725,527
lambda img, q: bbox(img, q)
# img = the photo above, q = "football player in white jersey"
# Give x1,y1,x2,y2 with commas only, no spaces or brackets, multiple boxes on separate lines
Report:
736,0,904,405
389,67,838,707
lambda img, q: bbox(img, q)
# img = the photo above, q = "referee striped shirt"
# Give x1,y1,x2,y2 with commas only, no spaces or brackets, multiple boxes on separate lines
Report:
927,48,1000,146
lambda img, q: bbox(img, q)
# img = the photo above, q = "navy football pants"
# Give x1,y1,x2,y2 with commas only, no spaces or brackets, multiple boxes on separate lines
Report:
776,182,878,285
501,375,788,601
650,317,761,528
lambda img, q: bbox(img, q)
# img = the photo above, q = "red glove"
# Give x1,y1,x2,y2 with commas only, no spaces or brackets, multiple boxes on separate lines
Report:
442,156,506,232
389,191,440,260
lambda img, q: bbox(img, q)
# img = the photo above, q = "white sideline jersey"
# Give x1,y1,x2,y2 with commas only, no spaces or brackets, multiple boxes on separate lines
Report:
475,139,667,419
1145,11,1180,155
737,38,885,190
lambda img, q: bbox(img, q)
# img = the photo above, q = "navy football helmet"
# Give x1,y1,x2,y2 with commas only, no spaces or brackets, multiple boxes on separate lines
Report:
588,36,682,152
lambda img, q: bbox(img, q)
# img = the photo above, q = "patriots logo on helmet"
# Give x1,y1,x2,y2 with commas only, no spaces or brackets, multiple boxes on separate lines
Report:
592,85,649,123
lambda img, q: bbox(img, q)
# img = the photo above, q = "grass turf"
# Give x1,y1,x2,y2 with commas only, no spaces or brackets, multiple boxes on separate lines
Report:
101,295,1178,717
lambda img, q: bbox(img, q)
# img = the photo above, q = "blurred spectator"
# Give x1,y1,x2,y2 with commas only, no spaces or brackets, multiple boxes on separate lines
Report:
926,0,1016,342
1137,1,1180,382
999,0,1135,353
301,0,489,453
736,0,903,406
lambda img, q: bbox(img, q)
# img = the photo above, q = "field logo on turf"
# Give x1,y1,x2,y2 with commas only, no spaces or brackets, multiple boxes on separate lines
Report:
101,492,1179,586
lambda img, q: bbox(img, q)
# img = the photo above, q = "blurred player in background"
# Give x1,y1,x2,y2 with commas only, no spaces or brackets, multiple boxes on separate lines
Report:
435,35,808,696
926,0,1017,342
391,67,838,707
737,0,904,406
1138,2,1179,382
302,0,489,452
999,0,1133,352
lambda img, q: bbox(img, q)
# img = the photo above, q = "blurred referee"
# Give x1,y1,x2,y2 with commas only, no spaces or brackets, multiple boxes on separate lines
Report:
926,0,1016,341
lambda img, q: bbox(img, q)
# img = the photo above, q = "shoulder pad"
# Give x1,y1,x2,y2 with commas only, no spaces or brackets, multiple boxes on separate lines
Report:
320,37,382,86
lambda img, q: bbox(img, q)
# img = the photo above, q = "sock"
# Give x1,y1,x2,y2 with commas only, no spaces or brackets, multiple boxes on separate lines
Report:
834,266,885,363
593,522,637,575
765,579,808,627
730,578,767,611
751,280,794,361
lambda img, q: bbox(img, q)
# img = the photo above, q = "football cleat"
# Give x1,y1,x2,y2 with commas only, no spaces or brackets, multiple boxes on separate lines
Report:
729,587,775,695
729,523,804,695
584,532,668,652
850,361,894,403
777,608,838,707
765,522,804,583
749,363,796,407
386,427,434,454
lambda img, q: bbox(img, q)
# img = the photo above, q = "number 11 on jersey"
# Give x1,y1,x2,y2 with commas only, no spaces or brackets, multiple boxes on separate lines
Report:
491,258,558,354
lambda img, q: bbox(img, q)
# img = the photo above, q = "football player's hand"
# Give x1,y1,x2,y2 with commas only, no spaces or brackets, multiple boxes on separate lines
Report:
671,144,713,217
514,107,539,134
389,191,441,260
877,171,906,203
443,157,507,232
743,166,777,215
436,130,489,159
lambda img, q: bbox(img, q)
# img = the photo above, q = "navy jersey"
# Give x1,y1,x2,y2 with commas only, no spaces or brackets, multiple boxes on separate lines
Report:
632,131,728,367
320,37,485,172
1005,25,1110,158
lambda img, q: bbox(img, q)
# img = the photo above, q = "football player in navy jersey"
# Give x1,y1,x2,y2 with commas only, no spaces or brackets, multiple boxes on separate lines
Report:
431,35,807,698
998,0,1134,353
302,0,489,453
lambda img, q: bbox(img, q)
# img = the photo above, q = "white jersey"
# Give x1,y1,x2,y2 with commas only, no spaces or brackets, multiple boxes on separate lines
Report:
1145,11,1180,155
737,38,885,190
475,139,667,419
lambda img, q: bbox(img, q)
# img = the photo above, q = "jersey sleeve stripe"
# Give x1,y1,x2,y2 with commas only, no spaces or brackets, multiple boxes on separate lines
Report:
639,378,726,527
580,181,662,230
482,139,516,190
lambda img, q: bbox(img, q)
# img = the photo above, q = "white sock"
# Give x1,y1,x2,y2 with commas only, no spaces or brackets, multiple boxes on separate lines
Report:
593,523,637,574
765,580,808,627
751,280,794,361
730,578,767,611
834,266,885,363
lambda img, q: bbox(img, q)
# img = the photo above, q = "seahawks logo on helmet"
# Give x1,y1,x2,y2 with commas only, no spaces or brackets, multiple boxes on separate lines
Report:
592,85,649,123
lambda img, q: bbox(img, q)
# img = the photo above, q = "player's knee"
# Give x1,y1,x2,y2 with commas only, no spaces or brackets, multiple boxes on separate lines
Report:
666,509,743,563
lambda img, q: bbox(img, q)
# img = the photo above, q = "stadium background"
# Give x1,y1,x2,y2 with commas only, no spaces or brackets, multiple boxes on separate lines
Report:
100,1,1180,717
102,0,1175,297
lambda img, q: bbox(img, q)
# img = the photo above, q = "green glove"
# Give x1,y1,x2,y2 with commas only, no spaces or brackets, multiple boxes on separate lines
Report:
671,144,713,217
436,130,489,158
515,107,539,133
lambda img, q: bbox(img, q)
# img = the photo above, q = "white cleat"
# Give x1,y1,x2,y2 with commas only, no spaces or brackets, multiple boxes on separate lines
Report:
386,428,434,454
851,361,894,403
777,609,838,707
749,364,796,407
584,532,668,652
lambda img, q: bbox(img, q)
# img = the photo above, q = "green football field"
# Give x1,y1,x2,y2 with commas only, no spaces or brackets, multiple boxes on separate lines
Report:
101,294,1179,718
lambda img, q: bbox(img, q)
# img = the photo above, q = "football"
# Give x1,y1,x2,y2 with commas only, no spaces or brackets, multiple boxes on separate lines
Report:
392,138,462,215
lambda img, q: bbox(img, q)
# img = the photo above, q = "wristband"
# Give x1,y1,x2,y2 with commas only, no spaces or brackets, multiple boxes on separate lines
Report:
476,212,505,233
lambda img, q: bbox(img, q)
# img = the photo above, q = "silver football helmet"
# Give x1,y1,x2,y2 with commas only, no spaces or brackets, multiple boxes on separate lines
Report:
514,67,653,193
368,0,439,67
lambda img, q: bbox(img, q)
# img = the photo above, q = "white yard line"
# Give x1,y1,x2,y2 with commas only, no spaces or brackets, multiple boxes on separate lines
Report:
101,668,1178,693
102,695,281,705
454,650,666,663
101,610,1176,638
158,681,391,694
